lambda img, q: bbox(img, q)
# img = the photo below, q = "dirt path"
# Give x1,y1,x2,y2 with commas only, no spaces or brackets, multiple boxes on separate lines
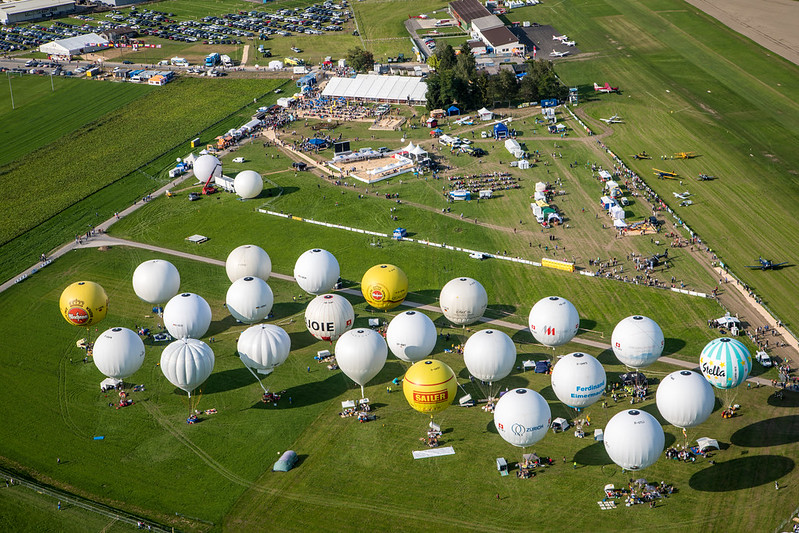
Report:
67,234,774,387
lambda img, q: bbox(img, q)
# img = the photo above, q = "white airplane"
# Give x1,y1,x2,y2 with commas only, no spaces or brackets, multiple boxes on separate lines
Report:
550,50,570,57
672,191,691,199
563,40,576,46
552,35,567,41
600,114,623,124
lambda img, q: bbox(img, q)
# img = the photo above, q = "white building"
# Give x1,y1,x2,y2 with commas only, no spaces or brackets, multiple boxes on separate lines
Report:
321,74,428,105
0,0,75,25
39,33,109,58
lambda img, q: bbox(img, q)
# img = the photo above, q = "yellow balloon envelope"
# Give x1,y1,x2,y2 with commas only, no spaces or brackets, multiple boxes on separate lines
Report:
403,359,457,414
361,264,408,310
60,281,108,327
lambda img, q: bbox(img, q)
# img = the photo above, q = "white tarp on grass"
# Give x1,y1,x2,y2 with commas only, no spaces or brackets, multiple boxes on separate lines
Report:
412,446,455,459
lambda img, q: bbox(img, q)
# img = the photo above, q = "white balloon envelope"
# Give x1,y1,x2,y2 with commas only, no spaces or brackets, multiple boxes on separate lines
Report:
294,249,340,295
603,409,665,470
163,292,212,339
386,310,437,362
237,324,291,371
463,329,516,382
439,277,488,326
528,296,580,347
132,259,180,305
226,276,274,324
234,170,263,199
700,337,752,390
160,338,215,395
305,294,354,342
611,315,664,369
226,245,272,283
656,370,715,429
550,352,606,409
334,328,387,389
493,388,551,448
194,154,221,183
93,327,145,379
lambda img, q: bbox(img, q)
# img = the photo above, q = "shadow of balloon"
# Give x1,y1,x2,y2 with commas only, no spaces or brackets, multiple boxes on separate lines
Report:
689,455,794,492
767,390,799,407
663,338,687,357
270,301,306,321
203,367,259,394
486,304,517,317
573,441,612,466
730,415,799,447
595,349,617,366
579,319,597,331
485,420,498,434
258,373,350,408
537,385,558,403
288,330,323,352
206,315,241,337
510,329,536,345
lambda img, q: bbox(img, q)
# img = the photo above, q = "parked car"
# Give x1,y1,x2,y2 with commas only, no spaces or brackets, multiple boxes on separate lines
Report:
188,192,201,201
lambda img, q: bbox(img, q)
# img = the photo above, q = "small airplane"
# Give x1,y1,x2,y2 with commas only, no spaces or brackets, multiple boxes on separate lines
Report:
600,114,623,124
632,151,651,160
673,151,696,159
745,257,788,270
550,50,570,57
697,173,715,181
594,82,619,93
653,168,678,179
672,191,691,199
553,35,568,41
563,40,576,46
646,251,669,269
679,199,693,206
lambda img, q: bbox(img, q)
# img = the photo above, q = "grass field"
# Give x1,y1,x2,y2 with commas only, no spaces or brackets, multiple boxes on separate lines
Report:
2,0,799,531
0,76,286,283
0,75,152,168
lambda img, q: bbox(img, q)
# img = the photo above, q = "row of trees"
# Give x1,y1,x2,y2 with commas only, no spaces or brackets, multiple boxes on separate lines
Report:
425,43,568,111
344,43,568,111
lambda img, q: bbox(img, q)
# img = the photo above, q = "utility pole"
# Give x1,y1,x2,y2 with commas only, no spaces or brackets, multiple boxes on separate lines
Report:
7,72,14,109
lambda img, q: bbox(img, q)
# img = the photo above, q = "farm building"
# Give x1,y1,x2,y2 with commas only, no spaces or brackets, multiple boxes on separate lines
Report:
449,0,491,28
39,33,109,58
321,75,428,105
0,0,74,25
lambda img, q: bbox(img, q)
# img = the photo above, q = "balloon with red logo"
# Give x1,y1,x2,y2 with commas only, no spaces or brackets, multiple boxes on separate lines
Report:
60,281,109,327
527,296,579,347
305,294,355,342
361,264,408,311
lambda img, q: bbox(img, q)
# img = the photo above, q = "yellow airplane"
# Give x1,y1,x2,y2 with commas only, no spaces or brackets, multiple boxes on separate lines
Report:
673,152,696,159
653,168,679,179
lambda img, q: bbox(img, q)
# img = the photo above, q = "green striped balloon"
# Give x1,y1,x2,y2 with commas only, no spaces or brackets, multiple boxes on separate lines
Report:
699,337,752,389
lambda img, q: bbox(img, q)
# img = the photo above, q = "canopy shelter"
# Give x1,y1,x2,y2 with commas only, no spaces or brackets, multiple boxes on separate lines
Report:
321,75,428,105
308,138,327,147
493,122,509,139
477,107,493,121
697,437,720,452
409,145,428,160
447,105,461,116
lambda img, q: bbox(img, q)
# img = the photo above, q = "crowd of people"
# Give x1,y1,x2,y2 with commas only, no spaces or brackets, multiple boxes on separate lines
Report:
444,172,519,194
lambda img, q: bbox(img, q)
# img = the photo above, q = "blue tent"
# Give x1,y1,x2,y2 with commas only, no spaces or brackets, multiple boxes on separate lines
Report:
535,360,550,373
493,122,509,139
447,105,460,116
393,227,407,240
308,138,326,146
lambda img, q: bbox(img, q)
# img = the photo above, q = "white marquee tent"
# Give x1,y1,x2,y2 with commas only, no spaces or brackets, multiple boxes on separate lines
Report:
39,32,108,57
321,75,428,105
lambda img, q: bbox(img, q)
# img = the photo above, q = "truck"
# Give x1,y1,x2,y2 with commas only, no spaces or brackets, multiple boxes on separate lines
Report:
220,54,233,68
205,53,221,68
170,56,189,66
